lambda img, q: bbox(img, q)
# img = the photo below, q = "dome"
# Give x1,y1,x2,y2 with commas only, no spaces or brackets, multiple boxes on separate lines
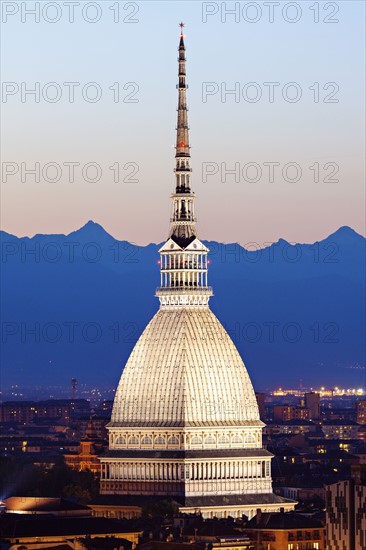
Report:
111,307,260,428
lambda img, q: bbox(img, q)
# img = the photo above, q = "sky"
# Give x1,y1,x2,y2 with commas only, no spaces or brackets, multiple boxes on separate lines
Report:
1,0,365,246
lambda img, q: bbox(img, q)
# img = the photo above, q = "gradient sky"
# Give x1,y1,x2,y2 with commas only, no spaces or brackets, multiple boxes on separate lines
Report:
1,0,365,246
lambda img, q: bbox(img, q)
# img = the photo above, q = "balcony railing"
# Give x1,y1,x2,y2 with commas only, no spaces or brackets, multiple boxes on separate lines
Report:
156,286,213,294
160,265,206,271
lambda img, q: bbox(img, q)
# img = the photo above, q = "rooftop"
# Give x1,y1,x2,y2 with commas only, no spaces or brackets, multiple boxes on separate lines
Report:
246,511,324,530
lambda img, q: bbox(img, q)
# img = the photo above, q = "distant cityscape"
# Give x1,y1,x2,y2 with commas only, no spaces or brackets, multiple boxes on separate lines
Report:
1,388,366,548
1,383,364,403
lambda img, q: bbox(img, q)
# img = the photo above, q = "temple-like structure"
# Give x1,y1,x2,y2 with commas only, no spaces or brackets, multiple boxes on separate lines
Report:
99,26,295,519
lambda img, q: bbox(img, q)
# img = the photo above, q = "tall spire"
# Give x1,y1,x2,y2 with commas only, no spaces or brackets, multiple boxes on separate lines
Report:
176,23,190,166
170,23,196,245
156,26,213,309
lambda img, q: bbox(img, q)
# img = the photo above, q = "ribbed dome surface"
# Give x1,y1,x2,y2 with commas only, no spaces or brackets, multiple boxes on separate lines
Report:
111,308,260,427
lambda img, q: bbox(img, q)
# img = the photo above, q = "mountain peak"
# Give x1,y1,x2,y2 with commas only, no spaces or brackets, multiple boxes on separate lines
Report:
69,220,112,238
325,226,364,242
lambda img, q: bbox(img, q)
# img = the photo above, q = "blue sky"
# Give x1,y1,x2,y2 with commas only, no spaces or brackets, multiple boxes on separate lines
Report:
1,0,365,245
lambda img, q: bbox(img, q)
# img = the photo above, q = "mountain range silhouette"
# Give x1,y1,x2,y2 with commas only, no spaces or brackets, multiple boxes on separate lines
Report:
1,223,365,389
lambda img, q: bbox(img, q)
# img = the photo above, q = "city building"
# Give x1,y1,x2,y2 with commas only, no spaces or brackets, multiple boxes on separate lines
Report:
0,514,141,546
273,406,310,423
265,419,316,436
276,485,325,502
0,399,90,423
357,399,366,424
64,435,104,474
99,28,295,520
3,496,91,517
321,421,359,440
245,509,325,550
305,392,320,420
325,465,366,550
89,496,142,519
64,417,106,473
323,407,357,423
74,415,109,440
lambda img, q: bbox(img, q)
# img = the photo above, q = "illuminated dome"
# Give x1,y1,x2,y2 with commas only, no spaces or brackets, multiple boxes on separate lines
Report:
100,28,295,519
111,307,261,427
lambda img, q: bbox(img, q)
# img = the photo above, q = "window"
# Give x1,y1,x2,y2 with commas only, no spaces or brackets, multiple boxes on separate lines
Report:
167,435,179,446
204,435,216,445
154,436,166,446
190,435,203,447
218,435,230,445
244,433,256,446
141,436,152,446
128,435,139,446
115,436,126,445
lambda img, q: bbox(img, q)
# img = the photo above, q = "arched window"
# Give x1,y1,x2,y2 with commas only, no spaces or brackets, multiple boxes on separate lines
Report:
154,436,166,446
115,436,126,445
141,436,152,446
128,435,139,446
204,435,216,445
244,433,256,446
167,435,179,446
218,435,230,445
232,434,243,445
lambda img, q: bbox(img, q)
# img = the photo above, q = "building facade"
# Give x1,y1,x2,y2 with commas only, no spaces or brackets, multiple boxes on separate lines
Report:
321,421,359,440
273,406,310,422
246,509,325,550
305,392,320,420
326,466,366,550
99,27,294,519
356,399,366,424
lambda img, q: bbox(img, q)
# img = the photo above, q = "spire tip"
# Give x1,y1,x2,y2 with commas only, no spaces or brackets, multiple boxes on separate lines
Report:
179,21,185,37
